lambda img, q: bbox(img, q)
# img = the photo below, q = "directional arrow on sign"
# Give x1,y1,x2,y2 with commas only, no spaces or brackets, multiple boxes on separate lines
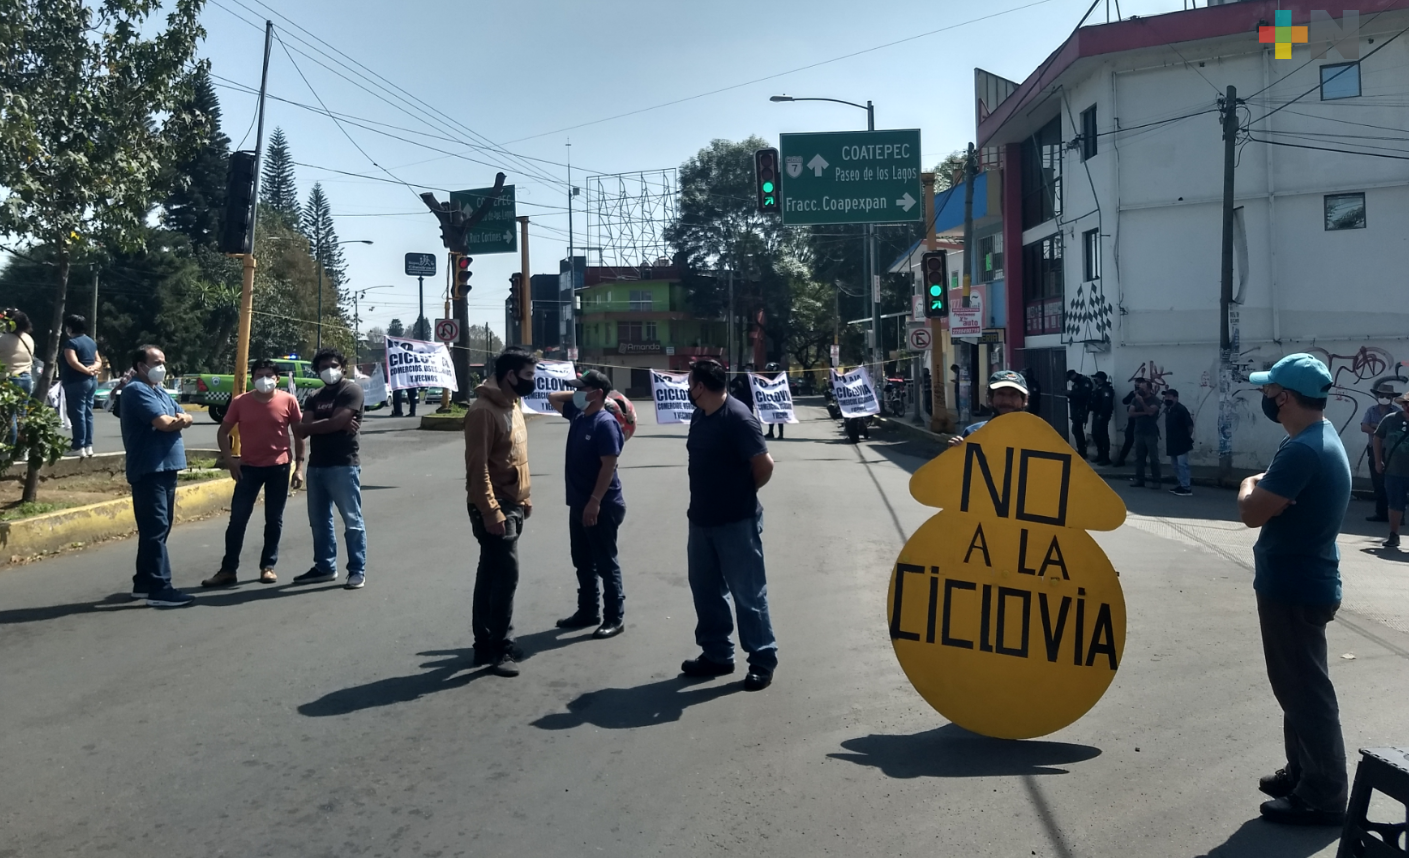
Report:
896,192,917,212
503,230,513,243
807,153,829,177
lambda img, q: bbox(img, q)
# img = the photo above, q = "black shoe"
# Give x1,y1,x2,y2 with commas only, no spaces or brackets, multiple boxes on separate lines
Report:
293,567,337,585
490,655,520,677
680,655,735,677
743,668,773,692
1170,486,1193,496
593,620,625,639
1259,795,1345,827
1259,767,1297,799
556,611,601,629
1366,515,1390,522
1385,533,1400,549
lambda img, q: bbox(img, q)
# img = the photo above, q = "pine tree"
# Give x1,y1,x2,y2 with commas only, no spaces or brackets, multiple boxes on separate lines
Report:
162,68,230,246
301,182,347,325
260,127,299,225
387,318,405,337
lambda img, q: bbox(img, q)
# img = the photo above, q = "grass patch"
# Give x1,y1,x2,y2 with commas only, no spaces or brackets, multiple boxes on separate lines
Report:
186,456,220,470
1,500,78,521
178,469,226,483
425,404,468,417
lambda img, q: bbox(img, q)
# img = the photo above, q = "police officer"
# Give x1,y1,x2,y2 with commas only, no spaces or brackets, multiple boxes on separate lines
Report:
1090,371,1116,465
1066,369,1093,460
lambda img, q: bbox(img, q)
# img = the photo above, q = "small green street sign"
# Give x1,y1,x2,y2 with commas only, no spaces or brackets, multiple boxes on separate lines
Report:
448,184,517,254
778,129,922,226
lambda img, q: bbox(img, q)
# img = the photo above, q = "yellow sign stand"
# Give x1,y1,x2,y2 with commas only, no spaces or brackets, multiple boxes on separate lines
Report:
889,412,1128,739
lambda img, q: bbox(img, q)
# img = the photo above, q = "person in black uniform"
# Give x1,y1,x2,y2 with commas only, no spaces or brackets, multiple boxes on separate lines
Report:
1090,371,1116,465
1066,370,1093,459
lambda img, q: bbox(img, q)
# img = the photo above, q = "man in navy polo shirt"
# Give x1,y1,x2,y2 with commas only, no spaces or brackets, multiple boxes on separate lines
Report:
119,344,195,607
1238,353,1351,827
548,369,627,639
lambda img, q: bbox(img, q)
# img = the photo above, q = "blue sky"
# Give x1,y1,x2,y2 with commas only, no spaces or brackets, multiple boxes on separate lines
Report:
200,0,1187,339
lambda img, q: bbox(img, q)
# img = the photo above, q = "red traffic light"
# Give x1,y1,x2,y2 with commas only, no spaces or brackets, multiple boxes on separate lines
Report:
457,255,471,271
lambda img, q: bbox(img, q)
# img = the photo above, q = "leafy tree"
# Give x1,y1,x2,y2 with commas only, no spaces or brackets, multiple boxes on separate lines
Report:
782,261,835,372
161,68,229,247
364,326,386,345
0,0,206,501
933,151,968,191
466,323,503,362
259,127,299,226
387,318,405,337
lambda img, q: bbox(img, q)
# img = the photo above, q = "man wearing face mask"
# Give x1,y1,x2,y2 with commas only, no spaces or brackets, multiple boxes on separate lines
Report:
291,348,367,590
464,346,537,677
1360,381,1400,523
120,345,196,607
947,370,1030,448
548,369,626,639
1237,353,1350,827
203,359,305,588
680,358,778,692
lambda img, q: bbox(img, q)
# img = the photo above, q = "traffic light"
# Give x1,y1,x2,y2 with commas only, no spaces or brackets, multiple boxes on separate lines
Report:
219,151,258,254
755,147,780,214
453,254,473,298
922,250,948,318
507,273,521,318
420,192,468,254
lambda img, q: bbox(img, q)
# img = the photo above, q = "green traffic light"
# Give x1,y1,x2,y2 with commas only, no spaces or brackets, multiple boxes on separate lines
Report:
762,180,775,193
929,284,943,296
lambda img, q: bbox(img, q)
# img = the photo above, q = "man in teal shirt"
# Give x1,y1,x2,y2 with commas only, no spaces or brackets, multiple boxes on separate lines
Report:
1238,353,1350,826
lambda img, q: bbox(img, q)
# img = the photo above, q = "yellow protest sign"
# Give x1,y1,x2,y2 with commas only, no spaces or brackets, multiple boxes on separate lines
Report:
889,412,1128,739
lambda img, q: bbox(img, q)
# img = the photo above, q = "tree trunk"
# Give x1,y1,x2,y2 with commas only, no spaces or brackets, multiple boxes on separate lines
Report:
25,253,70,503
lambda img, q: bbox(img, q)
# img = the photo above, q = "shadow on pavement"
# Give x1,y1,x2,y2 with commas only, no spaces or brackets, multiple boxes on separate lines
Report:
1359,546,1409,563
298,648,488,717
531,676,739,730
0,582,340,626
1192,817,1339,857
829,723,1101,777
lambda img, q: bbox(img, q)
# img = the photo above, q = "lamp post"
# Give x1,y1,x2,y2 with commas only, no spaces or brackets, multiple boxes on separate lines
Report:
314,238,373,351
769,95,881,370
352,285,394,361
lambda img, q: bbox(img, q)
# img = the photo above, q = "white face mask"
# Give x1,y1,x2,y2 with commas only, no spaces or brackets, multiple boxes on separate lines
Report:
254,376,277,394
319,367,343,385
145,364,167,386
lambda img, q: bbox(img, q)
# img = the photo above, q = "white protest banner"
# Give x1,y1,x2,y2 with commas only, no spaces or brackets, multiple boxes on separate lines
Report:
831,367,881,418
363,364,388,407
749,373,797,424
385,336,457,392
519,360,577,415
651,370,694,424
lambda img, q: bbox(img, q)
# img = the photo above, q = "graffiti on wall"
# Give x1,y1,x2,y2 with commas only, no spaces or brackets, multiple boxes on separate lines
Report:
1127,360,1173,393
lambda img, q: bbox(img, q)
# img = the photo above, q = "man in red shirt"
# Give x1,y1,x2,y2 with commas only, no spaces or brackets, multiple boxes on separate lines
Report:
203,359,305,586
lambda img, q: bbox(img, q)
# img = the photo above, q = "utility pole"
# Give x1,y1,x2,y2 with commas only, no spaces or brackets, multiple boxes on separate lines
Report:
231,19,272,454
565,141,577,356
727,268,735,370
958,143,977,425
865,100,882,378
518,215,531,346
89,267,98,347
1218,85,1239,485
922,172,953,433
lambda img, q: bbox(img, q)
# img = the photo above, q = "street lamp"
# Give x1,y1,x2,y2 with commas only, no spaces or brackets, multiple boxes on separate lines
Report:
771,94,881,370
315,238,373,351
351,285,395,357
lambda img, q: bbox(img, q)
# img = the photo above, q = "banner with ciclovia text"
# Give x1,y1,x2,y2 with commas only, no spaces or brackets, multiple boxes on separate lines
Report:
385,336,457,392
519,360,577,415
651,370,693,424
748,373,797,424
831,367,880,418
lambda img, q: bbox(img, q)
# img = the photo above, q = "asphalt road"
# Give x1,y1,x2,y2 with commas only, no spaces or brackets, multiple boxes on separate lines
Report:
4,403,1407,857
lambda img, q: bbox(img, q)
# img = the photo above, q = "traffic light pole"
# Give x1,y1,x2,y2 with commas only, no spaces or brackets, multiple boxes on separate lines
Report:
959,143,976,425
866,101,882,378
1217,85,1239,485
518,215,531,346
922,172,953,433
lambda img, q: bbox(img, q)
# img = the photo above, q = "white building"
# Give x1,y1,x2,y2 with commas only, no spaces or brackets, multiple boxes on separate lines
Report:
976,0,1409,476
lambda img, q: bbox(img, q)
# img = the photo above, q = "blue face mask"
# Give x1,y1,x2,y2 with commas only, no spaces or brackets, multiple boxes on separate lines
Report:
572,390,589,410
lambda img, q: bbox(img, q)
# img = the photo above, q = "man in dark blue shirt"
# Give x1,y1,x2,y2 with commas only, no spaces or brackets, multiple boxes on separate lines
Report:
59,314,101,457
548,370,627,639
1238,353,1351,827
119,345,195,607
680,359,777,692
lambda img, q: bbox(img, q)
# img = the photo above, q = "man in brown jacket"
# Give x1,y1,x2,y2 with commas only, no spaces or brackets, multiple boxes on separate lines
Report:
465,346,538,676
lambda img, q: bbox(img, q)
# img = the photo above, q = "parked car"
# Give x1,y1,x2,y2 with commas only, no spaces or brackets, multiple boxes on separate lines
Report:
93,379,120,411
424,387,443,404
185,359,325,422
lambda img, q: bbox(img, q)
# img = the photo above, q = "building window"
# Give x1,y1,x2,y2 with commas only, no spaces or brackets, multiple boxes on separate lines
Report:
1324,192,1366,230
1022,234,1064,336
1320,62,1360,100
617,320,659,342
1083,229,1101,281
628,289,653,311
1021,117,1063,229
1080,105,1097,161
978,233,1004,282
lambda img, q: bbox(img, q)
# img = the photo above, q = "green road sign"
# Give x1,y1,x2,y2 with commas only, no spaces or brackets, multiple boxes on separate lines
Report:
778,130,922,226
448,184,517,254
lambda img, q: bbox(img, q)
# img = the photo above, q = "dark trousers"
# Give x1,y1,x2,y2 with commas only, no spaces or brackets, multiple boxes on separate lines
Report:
1092,412,1112,461
391,388,417,416
1133,433,1162,485
1257,593,1348,812
1369,447,1388,518
469,503,523,658
220,463,290,573
766,423,784,439
1115,419,1135,465
132,470,178,593
569,503,625,622
1070,411,1089,457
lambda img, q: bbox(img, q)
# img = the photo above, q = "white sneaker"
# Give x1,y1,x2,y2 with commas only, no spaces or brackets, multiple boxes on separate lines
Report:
82,446,94,458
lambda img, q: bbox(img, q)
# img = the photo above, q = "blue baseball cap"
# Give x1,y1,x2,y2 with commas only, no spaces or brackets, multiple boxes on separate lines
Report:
1249,353,1333,398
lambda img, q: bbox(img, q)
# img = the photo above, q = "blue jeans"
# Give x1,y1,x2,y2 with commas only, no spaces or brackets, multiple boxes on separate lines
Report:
7,372,32,447
221,463,290,572
306,465,366,575
132,470,178,593
1169,452,1191,489
569,503,625,622
63,376,96,449
687,510,778,671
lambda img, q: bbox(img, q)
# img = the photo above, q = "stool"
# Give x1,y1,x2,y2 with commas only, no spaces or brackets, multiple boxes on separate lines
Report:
1338,747,1409,858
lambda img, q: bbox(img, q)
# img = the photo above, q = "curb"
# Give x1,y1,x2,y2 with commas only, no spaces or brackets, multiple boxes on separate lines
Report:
419,414,465,431
0,477,234,567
